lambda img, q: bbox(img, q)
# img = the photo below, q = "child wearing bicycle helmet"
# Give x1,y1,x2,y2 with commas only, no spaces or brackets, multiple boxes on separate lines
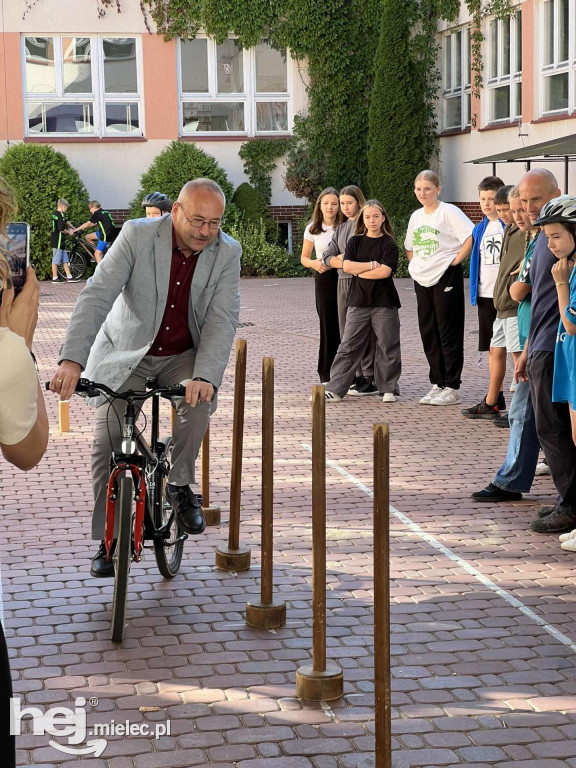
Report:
142,192,173,218
536,195,576,446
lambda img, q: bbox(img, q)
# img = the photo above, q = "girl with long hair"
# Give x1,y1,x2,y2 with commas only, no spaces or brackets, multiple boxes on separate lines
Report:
321,200,401,402
301,187,343,382
404,170,474,406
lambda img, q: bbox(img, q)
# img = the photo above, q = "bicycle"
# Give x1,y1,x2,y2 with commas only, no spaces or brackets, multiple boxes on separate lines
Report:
48,377,189,642
57,235,97,281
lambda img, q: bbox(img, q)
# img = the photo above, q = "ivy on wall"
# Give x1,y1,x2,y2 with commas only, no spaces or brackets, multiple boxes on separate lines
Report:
238,138,292,204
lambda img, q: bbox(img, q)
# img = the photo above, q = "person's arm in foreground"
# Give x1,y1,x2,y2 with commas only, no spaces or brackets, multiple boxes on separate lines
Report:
0,267,49,470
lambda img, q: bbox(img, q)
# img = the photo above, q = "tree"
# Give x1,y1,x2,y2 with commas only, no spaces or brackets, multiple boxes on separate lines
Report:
367,0,438,224
128,141,235,221
0,144,89,280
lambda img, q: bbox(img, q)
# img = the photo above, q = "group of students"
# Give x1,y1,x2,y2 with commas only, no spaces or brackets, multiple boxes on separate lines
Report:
302,168,576,551
50,191,173,281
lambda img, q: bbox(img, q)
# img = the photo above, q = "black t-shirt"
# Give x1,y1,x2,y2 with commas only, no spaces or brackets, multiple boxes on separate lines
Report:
50,211,67,249
90,209,115,241
345,234,401,308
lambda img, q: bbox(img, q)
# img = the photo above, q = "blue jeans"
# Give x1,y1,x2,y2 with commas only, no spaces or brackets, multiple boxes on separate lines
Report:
493,380,540,493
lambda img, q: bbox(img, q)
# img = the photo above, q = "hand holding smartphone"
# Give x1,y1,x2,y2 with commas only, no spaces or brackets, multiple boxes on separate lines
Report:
0,222,31,304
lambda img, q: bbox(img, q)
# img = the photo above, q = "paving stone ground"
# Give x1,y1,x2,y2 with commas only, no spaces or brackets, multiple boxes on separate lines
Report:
2,277,576,768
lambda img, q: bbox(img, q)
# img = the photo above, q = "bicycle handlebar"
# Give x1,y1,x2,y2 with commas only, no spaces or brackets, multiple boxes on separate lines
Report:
45,378,186,401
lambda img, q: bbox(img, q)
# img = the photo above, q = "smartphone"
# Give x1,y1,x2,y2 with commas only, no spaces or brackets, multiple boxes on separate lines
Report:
0,222,30,301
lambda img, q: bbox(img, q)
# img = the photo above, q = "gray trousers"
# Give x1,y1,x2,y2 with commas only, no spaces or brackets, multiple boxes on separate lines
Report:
326,306,401,397
337,278,375,380
91,349,212,539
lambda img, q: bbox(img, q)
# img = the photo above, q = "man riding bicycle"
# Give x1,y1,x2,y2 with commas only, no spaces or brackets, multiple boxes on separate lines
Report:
50,179,241,577
72,201,117,264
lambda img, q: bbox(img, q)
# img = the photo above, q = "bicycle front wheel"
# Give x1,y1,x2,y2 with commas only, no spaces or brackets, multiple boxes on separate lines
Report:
111,475,133,642
153,438,185,578
59,247,87,281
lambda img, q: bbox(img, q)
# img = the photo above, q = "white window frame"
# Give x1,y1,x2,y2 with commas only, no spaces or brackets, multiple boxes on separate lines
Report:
22,34,144,137
540,0,576,115
486,9,522,124
177,36,291,137
441,27,471,132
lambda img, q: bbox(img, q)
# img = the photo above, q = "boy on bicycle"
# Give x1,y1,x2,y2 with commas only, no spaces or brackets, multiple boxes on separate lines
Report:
72,201,117,264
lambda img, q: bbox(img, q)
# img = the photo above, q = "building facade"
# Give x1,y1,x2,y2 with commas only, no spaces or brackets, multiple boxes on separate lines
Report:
438,0,576,213
0,0,308,226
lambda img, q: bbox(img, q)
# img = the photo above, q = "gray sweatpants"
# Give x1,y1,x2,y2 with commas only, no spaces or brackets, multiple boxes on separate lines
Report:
91,349,212,539
326,306,401,397
337,278,375,380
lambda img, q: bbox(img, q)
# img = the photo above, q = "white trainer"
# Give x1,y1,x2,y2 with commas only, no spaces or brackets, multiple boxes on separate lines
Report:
308,391,342,403
382,393,396,403
561,537,576,551
430,386,461,406
535,461,551,476
419,384,442,405
559,528,576,543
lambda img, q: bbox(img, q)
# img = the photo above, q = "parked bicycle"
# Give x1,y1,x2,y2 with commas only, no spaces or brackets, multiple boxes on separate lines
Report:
47,377,188,642
57,235,97,281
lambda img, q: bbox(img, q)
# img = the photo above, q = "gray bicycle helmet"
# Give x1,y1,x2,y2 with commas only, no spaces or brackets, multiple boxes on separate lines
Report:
142,191,173,212
535,195,576,226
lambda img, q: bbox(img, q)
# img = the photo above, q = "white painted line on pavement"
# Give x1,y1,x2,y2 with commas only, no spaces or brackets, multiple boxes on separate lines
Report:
302,443,576,653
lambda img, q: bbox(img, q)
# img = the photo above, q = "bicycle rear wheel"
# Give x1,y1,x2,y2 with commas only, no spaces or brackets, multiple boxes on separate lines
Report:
153,438,185,578
58,247,87,281
110,475,133,642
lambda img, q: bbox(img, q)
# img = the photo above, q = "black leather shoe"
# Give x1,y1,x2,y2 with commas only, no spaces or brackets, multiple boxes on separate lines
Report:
493,415,509,428
166,485,206,534
537,505,557,518
530,507,576,533
90,540,115,578
471,483,522,502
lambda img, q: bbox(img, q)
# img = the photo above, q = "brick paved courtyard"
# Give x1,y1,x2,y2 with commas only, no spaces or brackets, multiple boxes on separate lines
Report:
2,277,576,768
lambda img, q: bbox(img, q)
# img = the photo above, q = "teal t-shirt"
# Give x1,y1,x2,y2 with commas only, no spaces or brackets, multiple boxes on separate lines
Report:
516,235,538,349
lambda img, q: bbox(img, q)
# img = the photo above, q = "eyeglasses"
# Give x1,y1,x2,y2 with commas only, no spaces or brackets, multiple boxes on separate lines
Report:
176,202,221,230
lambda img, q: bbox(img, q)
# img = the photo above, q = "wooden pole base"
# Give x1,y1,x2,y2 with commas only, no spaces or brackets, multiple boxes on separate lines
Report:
295,664,343,701
203,505,221,527
58,401,70,433
246,600,286,629
215,544,251,572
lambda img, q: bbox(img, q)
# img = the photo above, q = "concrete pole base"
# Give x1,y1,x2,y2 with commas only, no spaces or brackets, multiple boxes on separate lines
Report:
245,600,286,628
295,664,343,701
215,545,251,572
203,505,221,526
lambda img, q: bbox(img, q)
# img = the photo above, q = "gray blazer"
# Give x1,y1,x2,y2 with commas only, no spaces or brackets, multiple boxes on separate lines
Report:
59,214,241,399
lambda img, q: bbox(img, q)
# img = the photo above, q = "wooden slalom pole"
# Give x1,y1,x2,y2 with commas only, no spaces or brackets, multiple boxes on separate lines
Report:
215,339,251,571
201,423,221,526
296,384,343,701
246,358,286,628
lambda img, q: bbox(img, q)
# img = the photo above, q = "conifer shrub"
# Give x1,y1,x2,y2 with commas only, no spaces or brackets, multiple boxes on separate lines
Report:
0,143,89,279
232,183,278,243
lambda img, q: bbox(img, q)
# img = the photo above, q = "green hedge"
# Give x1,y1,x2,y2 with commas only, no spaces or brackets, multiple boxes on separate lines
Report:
229,218,306,278
0,144,89,280
232,183,278,243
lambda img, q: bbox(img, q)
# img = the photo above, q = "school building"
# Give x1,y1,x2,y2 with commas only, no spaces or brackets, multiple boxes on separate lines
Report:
1,0,576,227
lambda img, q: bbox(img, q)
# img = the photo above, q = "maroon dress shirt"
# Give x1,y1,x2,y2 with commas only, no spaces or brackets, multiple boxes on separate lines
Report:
148,229,200,357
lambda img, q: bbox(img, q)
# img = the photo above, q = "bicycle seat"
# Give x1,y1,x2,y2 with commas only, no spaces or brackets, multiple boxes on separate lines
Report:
145,376,160,390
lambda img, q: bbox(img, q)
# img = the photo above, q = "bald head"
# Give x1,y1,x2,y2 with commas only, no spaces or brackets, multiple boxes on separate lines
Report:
172,178,226,254
519,169,561,224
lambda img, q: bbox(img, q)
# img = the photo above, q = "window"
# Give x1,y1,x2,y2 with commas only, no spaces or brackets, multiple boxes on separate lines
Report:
441,28,471,131
23,35,142,136
541,0,576,114
178,38,290,135
487,10,522,123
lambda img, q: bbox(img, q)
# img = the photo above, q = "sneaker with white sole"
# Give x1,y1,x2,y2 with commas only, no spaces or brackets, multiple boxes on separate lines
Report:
561,537,576,551
309,390,342,403
430,386,461,406
419,384,442,405
535,461,551,476
559,528,576,542
382,393,396,403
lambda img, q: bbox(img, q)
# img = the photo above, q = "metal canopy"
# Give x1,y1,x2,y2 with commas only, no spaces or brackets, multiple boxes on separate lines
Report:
466,133,576,192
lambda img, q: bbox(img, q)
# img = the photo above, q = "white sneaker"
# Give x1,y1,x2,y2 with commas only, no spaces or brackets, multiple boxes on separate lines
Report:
382,393,396,403
559,528,576,542
561,537,576,552
309,390,342,403
509,381,517,392
419,384,442,405
535,461,551,476
430,387,461,406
